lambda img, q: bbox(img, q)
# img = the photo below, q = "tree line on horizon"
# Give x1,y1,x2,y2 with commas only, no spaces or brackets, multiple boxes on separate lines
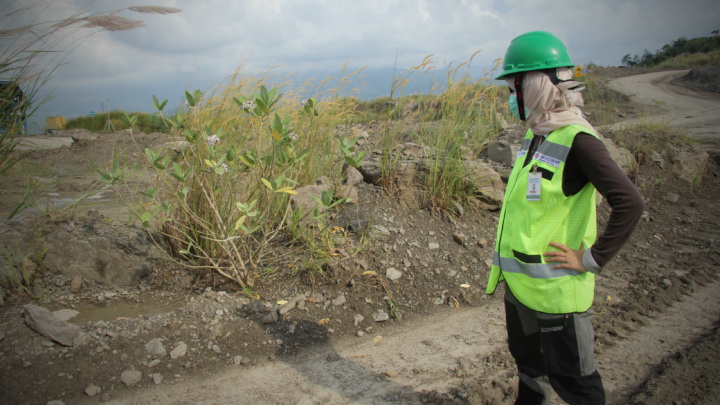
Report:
621,30,719,67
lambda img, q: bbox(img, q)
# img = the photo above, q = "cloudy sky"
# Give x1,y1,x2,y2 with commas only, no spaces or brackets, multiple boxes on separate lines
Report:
6,0,719,132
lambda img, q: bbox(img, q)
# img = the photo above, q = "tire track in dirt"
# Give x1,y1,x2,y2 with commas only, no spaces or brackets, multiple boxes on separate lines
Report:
105,277,720,404
600,279,720,404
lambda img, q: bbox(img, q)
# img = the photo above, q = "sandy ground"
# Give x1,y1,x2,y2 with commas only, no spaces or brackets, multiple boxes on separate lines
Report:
102,280,720,405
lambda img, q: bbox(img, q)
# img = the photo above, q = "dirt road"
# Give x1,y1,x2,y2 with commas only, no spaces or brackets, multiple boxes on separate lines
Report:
91,71,720,405
608,70,720,154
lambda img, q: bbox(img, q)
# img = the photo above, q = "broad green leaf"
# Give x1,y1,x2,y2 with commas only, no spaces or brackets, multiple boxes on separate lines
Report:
140,212,153,227
152,95,168,112
140,187,157,199
234,215,247,231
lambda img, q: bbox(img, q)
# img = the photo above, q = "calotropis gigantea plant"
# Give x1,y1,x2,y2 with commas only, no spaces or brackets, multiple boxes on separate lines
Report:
125,85,363,289
137,86,300,288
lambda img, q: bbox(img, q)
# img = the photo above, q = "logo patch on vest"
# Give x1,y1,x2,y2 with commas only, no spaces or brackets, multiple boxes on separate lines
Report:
517,150,527,158
533,152,562,167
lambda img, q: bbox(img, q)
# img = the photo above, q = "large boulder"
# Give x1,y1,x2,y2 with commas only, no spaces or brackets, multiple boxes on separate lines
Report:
41,212,167,286
666,146,709,184
357,142,506,210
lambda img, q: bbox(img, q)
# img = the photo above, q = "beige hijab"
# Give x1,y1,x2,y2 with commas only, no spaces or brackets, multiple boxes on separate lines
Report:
506,67,596,136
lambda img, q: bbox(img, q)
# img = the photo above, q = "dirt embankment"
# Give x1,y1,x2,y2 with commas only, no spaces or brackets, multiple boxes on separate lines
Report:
0,68,719,405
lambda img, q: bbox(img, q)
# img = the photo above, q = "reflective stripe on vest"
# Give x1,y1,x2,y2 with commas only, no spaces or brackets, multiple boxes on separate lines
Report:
493,252,581,279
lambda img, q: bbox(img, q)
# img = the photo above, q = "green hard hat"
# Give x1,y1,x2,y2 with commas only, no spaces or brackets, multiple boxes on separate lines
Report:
495,31,574,80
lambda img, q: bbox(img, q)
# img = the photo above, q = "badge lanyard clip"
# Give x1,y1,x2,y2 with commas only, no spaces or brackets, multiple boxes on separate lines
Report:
527,164,541,201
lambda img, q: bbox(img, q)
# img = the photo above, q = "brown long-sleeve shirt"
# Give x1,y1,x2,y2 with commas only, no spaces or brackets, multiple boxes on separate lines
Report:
525,132,644,268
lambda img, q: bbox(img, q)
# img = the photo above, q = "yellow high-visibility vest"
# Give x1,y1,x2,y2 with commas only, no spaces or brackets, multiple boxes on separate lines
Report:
486,125,598,313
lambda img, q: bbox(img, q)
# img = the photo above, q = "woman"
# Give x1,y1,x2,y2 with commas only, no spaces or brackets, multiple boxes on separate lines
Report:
486,31,644,404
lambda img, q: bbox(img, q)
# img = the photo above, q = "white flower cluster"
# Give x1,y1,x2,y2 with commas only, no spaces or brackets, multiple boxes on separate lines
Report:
220,162,228,173
242,100,255,110
288,132,298,141
206,134,220,146
300,99,309,107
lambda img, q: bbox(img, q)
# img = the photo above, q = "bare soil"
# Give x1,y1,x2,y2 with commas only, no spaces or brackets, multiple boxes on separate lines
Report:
0,68,719,405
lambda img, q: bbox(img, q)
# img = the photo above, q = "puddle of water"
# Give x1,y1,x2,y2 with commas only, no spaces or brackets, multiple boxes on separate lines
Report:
68,299,186,324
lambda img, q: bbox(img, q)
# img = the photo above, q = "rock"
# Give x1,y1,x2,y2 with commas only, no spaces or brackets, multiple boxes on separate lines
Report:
290,183,332,227
347,219,367,233
0,330,5,342
120,370,142,386
279,295,306,316
212,345,221,354
670,149,708,183
170,342,187,359
332,294,346,306
46,401,66,405
452,202,464,217
52,309,79,322
452,234,467,246
147,359,161,368
428,242,440,250
372,309,390,322
145,338,167,356
460,160,505,209
664,192,680,204
70,276,83,293
262,311,278,324
71,132,99,143
487,140,514,166
84,384,101,397
353,314,364,326
234,355,242,366
42,214,167,286
600,136,635,175
23,304,88,347
370,225,391,237
21,256,36,281
152,373,163,385
478,238,489,248
386,268,402,281
335,184,358,204
343,164,365,186
652,151,665,169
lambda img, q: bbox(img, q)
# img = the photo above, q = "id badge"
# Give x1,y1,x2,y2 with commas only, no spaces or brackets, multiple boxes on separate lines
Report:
526,171,541,201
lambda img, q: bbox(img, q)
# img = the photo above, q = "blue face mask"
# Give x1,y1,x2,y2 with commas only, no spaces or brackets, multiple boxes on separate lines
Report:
509,93,520,119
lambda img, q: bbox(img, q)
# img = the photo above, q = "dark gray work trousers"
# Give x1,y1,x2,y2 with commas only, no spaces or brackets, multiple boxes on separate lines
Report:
504,288,606,405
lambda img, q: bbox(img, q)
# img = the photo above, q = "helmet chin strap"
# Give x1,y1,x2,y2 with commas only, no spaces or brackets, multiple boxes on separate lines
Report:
514,74,526,121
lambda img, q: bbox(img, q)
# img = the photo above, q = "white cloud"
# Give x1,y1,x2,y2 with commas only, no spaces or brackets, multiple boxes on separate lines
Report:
7,0,718,130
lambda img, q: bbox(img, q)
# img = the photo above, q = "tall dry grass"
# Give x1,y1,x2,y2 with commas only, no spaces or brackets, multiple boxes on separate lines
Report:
121,53,507,289
0,1,179,302
0,1,179,176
